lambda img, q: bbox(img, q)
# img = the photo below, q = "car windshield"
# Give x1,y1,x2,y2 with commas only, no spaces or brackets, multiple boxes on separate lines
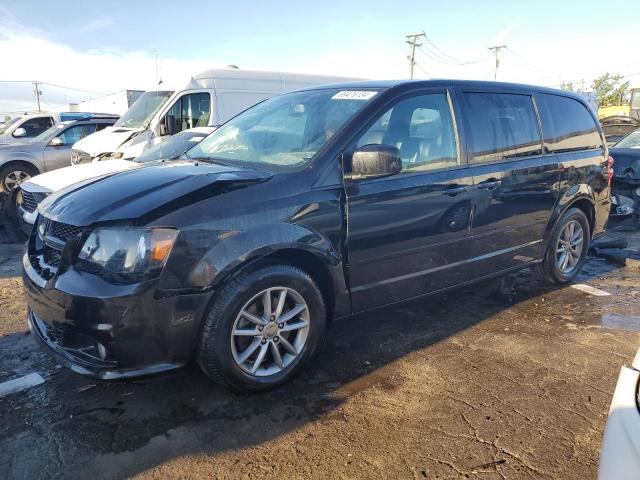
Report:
186,88,380,172
135,129,211,163
31,122,71,143
0,116,21,134
615,129,640,148
114,91,173,129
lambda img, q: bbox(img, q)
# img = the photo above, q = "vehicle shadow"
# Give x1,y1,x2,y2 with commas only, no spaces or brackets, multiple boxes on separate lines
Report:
0,257,624,479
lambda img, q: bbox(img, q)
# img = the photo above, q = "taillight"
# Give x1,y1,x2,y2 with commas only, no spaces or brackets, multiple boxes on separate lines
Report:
607,155,614,187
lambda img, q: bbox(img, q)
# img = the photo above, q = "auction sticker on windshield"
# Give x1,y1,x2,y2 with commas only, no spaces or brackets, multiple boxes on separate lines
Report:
332,91,377,100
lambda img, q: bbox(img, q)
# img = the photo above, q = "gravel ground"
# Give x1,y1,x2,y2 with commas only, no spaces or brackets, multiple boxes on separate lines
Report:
0,218,638,479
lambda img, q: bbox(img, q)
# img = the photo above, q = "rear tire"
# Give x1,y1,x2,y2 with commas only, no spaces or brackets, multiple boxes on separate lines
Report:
534,207,590,285
198,264,326,393
0,163,38,192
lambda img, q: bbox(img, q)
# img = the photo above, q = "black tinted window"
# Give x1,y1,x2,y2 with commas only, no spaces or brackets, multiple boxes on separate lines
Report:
463,93,541,163
20,117,54,136
537,94,602,152
356,93,458,173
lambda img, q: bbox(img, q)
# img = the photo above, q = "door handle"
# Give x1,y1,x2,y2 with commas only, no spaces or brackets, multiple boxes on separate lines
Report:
443,184,469,197
476,178,501,191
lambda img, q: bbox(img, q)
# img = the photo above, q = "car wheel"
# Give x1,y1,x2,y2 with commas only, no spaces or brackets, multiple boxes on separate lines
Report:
198,264,326,392
535,207,590,285
0,164,38,192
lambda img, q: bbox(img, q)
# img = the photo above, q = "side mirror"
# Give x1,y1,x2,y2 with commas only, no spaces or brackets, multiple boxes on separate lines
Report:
161,115,177,136
350,144,402,180
12,127,26,138
49,137,64,146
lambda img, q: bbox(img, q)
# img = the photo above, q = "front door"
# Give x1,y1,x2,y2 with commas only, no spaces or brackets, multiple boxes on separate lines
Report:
345,89,475,311
44,123,97,171
459,90,560,273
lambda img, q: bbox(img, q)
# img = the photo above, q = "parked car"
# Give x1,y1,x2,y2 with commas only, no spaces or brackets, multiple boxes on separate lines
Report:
600,115,640,146
23,80,611,392
0,116,118,192
0,112,118,145
609,128,640,219
14,127,215,231
70,68,358,164
598,347,640,480
610,128,640,187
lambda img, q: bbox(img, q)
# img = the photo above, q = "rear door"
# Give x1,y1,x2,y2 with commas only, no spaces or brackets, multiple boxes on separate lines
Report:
459,89,560,273
345,88,476,311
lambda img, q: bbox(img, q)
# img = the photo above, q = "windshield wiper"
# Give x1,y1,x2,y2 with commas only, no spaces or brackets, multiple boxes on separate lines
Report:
185,156,231,167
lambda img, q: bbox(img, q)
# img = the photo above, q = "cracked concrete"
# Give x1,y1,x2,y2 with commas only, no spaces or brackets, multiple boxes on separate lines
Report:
0,221,639,479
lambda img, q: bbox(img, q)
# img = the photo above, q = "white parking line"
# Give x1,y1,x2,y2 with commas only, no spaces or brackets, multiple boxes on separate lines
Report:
0,373,45,399
571,284,612,297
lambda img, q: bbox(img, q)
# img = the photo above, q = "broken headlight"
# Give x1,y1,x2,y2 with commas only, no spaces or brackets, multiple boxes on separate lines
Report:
78,227,178,275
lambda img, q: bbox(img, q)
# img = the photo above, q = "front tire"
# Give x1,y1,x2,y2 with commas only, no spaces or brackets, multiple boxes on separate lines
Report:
535,207,590,284
0,163,38,192
198,264,326,392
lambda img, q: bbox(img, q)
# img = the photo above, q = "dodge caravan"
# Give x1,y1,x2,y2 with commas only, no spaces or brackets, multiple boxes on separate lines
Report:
23,80,611,392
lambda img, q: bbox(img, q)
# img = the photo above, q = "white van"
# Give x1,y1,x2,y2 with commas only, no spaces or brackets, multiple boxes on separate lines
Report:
71,68,357,163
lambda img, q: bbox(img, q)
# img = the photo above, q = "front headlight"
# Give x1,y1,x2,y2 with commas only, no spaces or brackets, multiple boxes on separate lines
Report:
78,227,178,276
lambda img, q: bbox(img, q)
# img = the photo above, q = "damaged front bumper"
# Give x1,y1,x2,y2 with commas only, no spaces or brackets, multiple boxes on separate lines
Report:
23,252,213,380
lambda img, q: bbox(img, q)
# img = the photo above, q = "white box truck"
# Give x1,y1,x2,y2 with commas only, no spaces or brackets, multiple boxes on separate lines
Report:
71,68,357,163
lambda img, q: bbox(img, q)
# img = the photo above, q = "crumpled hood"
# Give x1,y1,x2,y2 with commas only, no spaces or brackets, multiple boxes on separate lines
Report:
72,126,143,157
21,159,139,194
610,148,640,181
40,161,273,226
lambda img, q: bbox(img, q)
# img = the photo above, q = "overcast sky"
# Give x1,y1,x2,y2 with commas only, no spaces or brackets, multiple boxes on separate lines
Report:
1,0,639,113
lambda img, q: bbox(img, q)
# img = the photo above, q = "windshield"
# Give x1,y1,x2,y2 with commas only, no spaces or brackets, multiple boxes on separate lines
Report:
615,128,640,148
31,122,71,143
186,88,379,172
114,91,173,129
135,129,211,163
0,117,21,135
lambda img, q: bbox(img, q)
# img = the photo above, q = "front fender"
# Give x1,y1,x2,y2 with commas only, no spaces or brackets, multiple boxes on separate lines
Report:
188,222,341,288
0,150,39,169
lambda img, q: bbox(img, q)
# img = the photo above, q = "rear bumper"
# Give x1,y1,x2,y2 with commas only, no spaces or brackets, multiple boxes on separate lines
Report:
23,252,213,380
598,349,640,480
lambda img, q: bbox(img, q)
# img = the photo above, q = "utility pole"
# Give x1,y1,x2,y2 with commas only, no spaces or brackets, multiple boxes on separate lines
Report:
488,45,506,81
406,32,425,80
32,81,42,112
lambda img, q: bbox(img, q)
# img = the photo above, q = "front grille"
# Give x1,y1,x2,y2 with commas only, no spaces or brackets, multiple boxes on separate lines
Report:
50,222,82,241
33,217,84,271
43,245,62,267
20,190,38,213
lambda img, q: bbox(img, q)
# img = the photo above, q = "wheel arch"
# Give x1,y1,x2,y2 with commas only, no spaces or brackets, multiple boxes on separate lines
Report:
217,246,343,323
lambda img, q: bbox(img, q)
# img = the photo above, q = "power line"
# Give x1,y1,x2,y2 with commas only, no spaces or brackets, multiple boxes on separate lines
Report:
423,36,488,65
406,32,426,80
414,62,430,78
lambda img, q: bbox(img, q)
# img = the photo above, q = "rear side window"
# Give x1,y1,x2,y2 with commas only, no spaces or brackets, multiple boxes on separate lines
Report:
537,94,602,152
462,93,542,163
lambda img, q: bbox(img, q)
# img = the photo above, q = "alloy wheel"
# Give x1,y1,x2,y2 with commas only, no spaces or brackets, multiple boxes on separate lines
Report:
555,220,584,274
230,287,310,377
4,170,31,190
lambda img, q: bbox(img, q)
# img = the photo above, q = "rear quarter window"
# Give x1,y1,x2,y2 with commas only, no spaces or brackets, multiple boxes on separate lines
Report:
462,92,542,163
537,93,603,152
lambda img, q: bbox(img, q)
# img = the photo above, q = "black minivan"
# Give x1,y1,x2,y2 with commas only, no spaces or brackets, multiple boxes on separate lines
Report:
23,80,611,391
